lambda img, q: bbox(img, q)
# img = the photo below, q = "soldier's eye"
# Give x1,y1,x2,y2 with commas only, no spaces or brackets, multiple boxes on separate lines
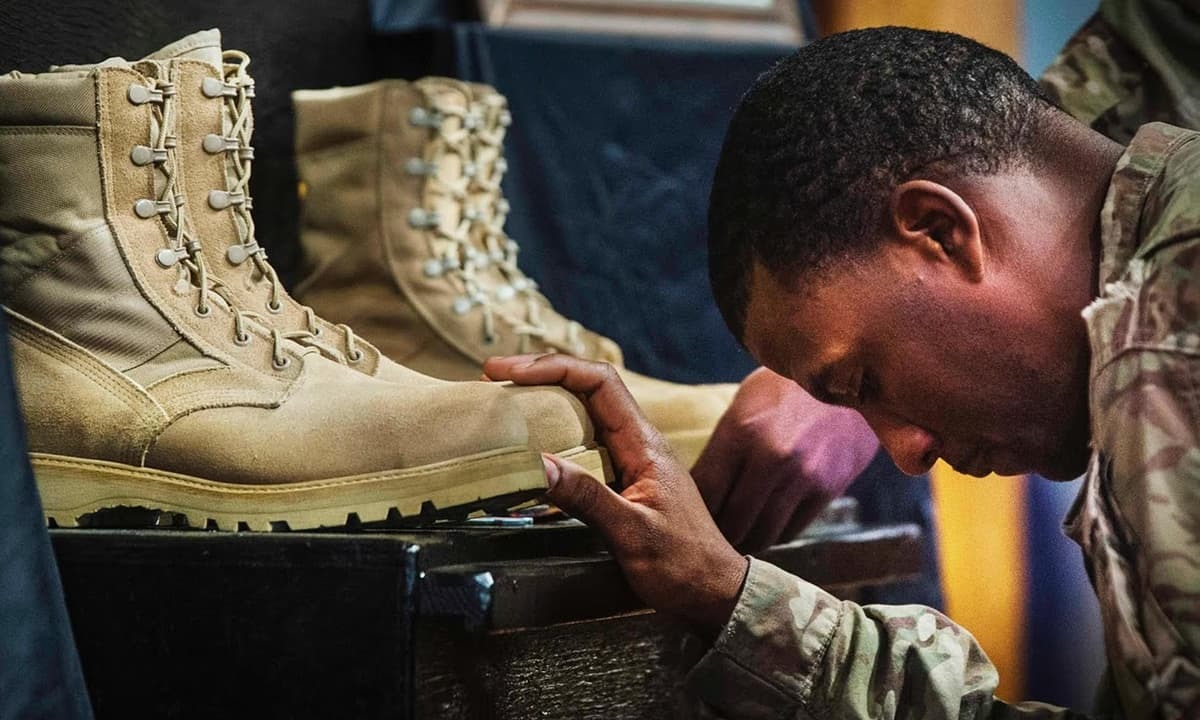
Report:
856,369,876,406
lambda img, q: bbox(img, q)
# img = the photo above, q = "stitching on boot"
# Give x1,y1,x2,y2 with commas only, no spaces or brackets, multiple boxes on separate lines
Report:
0,126,94,136
6,309,166,464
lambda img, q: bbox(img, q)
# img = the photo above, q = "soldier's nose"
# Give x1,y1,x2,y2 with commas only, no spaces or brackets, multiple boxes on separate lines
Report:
869,417,939,476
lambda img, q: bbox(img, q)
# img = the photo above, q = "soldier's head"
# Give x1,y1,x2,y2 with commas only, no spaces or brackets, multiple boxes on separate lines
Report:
709,27,1119,480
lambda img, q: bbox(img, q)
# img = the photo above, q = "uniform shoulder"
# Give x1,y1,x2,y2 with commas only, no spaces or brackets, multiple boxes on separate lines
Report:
1138,124,1200,262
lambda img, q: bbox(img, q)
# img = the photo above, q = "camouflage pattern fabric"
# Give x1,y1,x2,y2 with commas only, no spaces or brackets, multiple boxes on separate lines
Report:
1071,122,1200,718
686,122,1200,719
1040,0,1200,144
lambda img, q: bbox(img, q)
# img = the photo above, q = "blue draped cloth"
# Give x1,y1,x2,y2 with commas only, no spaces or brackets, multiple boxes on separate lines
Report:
0,312,92,719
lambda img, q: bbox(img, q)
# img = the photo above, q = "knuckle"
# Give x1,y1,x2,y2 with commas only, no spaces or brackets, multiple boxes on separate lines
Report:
572,474,602,514
598,362,620,384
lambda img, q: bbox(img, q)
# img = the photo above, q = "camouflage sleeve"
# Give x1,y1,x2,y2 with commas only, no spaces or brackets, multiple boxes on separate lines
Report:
1072,128,1200,715
686,559,1088,719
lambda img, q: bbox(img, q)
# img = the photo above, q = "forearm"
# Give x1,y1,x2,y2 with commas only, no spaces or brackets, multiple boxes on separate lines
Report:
688,559,1091,719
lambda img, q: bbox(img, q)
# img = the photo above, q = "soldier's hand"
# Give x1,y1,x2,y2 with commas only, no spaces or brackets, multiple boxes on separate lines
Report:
483,354,749,631
692,367,879,552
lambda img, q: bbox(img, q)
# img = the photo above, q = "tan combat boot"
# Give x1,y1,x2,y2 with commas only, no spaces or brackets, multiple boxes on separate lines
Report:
0,57,547,531
292,79,738,467
148,30,610,482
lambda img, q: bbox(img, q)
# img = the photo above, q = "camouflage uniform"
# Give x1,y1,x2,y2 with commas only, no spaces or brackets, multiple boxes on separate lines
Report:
685,120,1200,720
1040,0,1200,144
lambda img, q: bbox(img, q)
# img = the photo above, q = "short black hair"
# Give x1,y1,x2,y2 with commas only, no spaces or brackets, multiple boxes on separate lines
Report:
708,26,1054,341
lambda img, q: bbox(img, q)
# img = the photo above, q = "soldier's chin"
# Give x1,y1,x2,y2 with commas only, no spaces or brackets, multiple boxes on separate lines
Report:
1036,446,1090,481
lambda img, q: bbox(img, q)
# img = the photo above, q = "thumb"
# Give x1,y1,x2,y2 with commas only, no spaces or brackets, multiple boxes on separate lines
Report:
542,454,633,533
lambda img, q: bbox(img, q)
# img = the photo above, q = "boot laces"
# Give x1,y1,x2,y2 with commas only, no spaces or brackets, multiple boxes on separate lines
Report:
410,92,584,354
211,51,364,364
134,73,301,370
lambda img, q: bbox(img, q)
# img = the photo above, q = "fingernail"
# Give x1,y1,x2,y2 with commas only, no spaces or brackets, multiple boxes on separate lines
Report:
541,454,560,490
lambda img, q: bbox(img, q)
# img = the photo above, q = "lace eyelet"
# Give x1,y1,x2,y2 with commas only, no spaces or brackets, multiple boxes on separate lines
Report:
194,304,212,318
347,349,364,363
272,356,292,370
483,334,497,346
266,300,282,314
233,332,251,346
312,325,323,337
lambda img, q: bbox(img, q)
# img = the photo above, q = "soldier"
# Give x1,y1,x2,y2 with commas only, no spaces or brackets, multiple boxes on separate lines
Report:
485,18,1200,719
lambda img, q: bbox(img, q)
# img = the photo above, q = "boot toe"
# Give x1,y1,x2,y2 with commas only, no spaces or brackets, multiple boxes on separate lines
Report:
498,383,592,452
146,357,530,483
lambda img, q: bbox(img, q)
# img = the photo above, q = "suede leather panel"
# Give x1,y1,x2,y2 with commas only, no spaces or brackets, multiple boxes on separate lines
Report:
177,58,397,377
96,63,299,409
6,309,166,466
497,382,589,450
145,354,530,484
297,221,453,371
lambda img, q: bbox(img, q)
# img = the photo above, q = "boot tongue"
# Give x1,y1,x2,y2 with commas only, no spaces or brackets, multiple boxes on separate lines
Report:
144,28,223,72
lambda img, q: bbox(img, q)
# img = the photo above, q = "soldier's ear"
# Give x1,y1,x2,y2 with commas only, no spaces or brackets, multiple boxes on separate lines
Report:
889,180,984,283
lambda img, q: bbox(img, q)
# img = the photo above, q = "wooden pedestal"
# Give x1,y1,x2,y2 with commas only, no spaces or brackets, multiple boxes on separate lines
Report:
51,500,920,719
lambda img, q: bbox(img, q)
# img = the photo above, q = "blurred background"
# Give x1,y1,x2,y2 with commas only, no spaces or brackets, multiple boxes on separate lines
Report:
0,0,1109,708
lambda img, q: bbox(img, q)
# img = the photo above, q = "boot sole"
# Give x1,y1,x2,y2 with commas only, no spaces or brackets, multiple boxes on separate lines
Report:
32,448,548,532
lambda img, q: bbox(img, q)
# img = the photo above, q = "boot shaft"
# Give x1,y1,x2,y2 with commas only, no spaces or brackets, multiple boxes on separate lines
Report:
293,78,622,374
0,59,303,397
294,79,487,373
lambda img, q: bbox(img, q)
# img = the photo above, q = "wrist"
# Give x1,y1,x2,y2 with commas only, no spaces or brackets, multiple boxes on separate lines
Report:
691,551,750,631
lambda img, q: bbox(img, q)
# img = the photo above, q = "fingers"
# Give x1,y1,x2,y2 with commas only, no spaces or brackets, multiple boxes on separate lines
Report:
485,355,668,471
742,483,835,552
481,354,550,383
775,495,838,546
484,355,636,416
715,481,774,550
542,454,638,544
